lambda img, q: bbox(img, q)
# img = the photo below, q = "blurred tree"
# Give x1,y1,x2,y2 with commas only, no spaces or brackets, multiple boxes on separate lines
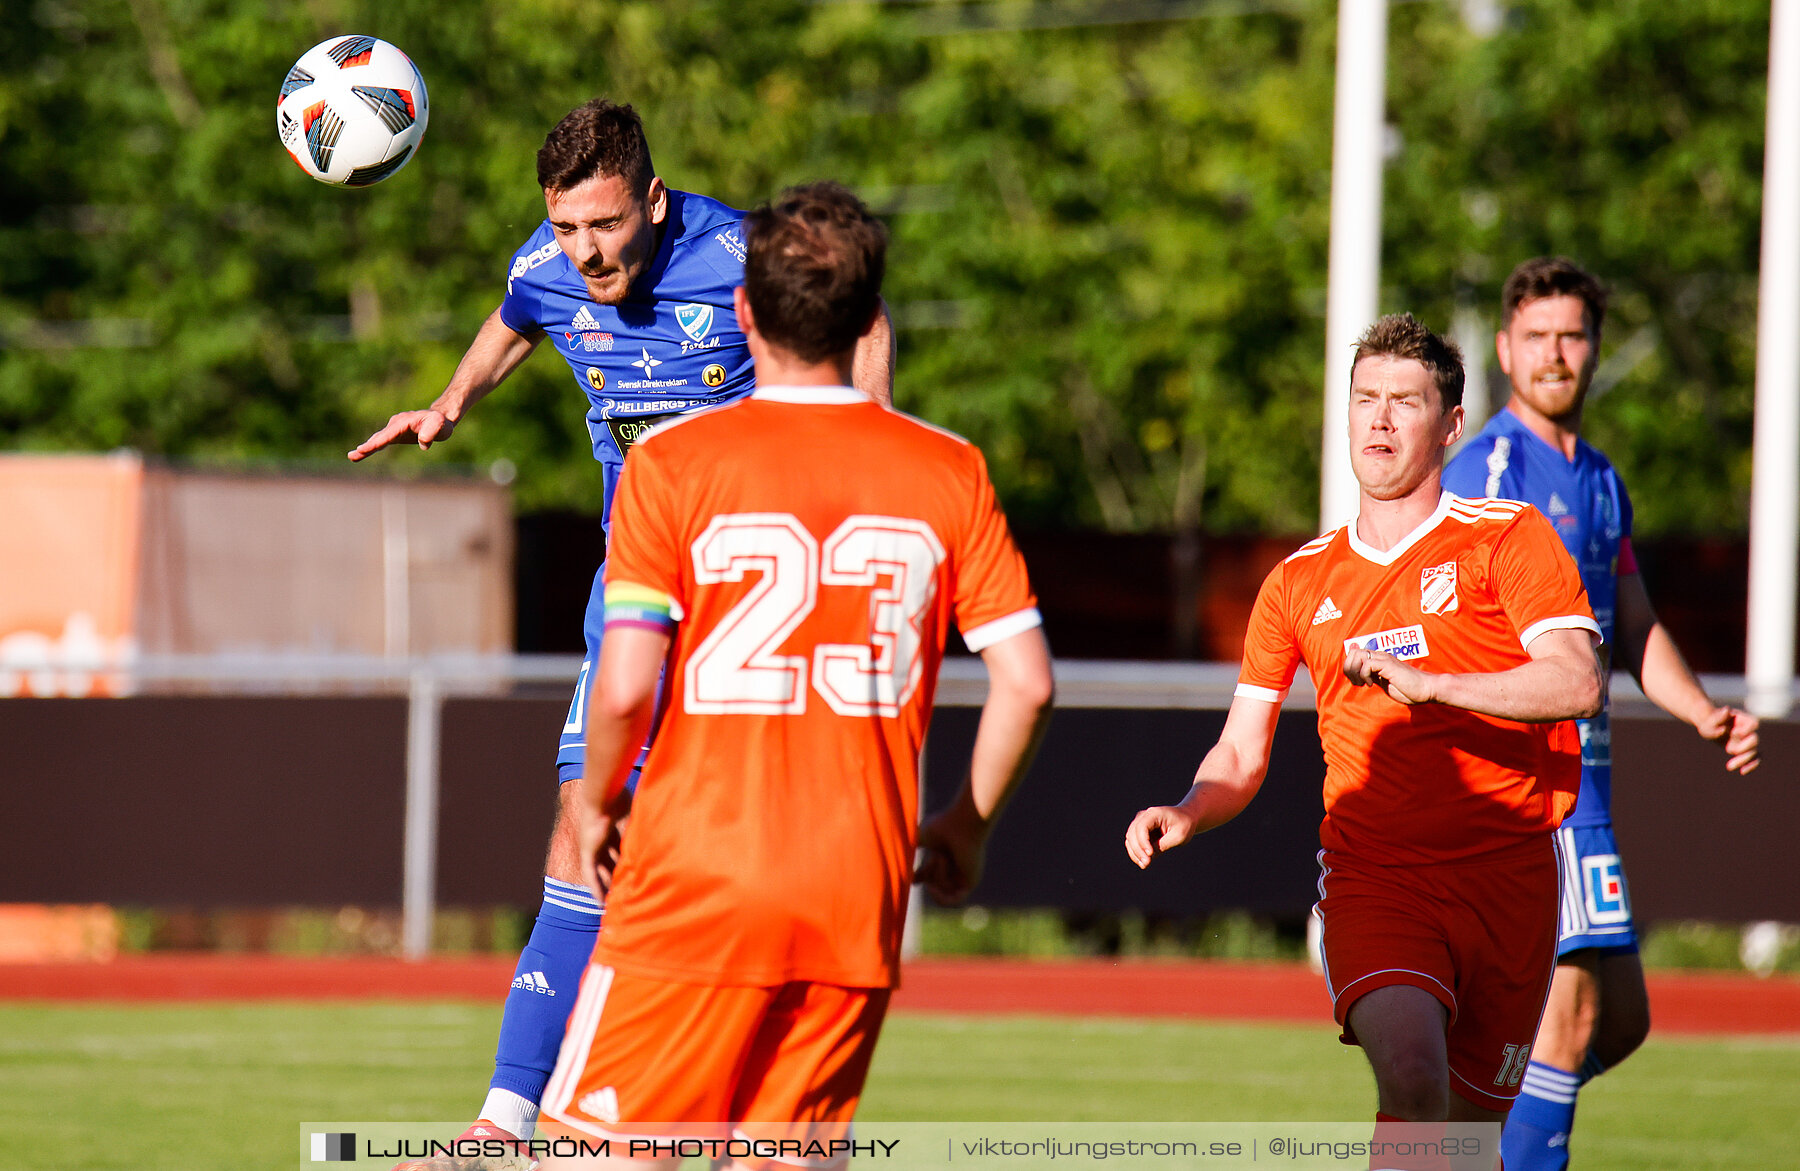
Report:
0,0,1776,547
1385,0,1769,535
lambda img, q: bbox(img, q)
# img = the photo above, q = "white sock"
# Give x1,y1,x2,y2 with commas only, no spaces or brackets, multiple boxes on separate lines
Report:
479,1087,539,1142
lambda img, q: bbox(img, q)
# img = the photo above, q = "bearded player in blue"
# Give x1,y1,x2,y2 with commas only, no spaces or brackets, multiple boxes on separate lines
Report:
350,99,893,1158
1443,258,1758,1170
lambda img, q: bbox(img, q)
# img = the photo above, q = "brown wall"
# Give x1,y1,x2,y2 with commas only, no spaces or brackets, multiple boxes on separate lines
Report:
1608,712,1799,922
2,696,1792,923
0,697,408,904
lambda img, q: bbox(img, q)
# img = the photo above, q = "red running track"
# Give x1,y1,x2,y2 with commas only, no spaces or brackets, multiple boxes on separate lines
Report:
1,956,1795,1035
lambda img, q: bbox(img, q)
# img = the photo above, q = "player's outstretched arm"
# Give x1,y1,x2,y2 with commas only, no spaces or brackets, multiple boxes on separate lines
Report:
1124,695,1279,870
1343,627,1603,722
1614,571,1760,773
852,300,896,407
575,625,670,902
916,627,1053,905
347,306,541,460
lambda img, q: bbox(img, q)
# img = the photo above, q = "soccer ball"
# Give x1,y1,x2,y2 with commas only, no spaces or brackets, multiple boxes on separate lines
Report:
277,35,428,187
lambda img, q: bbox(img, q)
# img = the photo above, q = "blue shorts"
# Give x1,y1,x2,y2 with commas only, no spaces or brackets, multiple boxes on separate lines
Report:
555,564,608,784
1552,822,1639,957
555,562,653,790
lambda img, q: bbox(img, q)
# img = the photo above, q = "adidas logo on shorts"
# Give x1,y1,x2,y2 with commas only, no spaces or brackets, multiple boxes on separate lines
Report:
511,970,556,996
580,1087,621,1125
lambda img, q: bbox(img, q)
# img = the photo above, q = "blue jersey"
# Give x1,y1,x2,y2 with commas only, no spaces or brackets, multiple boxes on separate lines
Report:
499,189,755,527
1444,407,1634,827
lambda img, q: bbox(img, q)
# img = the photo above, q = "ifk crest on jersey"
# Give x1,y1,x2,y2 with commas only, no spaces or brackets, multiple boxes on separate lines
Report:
675,304,714,342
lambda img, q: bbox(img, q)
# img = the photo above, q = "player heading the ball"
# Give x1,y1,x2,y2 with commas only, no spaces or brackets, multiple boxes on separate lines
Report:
349,99,896,1161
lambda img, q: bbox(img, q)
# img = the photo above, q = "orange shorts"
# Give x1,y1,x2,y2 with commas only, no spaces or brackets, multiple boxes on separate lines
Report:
1316,841,1558,1111
540,964,890,1159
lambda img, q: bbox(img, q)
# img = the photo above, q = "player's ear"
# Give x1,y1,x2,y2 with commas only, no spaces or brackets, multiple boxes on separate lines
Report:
733,285,755,339
646,177,668,225
1443,402,1465,448
1493,328,1512,377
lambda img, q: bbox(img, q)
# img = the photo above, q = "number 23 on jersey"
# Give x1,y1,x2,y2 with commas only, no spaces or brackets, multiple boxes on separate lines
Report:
685,512,944,718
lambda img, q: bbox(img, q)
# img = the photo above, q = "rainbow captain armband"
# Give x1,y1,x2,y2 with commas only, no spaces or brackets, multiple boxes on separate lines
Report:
603,581,684,634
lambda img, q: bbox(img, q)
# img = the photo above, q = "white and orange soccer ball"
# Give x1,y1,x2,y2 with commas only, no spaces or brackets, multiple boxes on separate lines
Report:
277,35,429,187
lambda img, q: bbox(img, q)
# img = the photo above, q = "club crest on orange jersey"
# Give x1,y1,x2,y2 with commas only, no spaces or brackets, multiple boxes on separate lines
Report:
1420,561,1459,615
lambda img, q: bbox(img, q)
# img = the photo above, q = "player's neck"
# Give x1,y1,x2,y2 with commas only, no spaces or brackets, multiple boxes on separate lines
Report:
751,347,857,389
1354,479,1445,551
1504,398,1582,461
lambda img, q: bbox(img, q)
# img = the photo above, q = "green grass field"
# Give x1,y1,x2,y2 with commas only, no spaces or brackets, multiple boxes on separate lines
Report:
3,1003,1794,1170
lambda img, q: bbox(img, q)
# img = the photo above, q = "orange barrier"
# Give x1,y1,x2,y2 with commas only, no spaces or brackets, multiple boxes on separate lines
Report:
0,905,119,963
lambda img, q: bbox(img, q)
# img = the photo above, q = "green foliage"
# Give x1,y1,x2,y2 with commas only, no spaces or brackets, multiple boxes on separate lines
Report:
1640,920,1752,971
1640,919,1800,974
0,0,1777,531
919,906,1083,956
109,905,531,955
920,907,1307,960
1386,0,1770,535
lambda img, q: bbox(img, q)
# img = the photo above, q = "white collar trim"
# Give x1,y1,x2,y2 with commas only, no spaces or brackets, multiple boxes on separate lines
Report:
1346,490,1456,566
751,385,871,405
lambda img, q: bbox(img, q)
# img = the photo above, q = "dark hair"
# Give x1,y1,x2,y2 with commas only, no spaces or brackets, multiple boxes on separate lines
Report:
536,99,654,194
1351,313,1465,410
743,182,887,363
1502,256,1607,332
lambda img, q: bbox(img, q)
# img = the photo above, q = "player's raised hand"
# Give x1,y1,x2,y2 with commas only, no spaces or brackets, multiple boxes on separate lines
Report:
1697,704,1761,775
347,407,457,461
1342,645,1434,706
1124,804,1200,870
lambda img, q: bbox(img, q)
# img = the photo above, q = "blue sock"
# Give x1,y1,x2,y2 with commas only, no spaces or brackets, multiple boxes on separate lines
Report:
1577,1048,1608,1085
1502,1061,1580,1171
489,877,602,1108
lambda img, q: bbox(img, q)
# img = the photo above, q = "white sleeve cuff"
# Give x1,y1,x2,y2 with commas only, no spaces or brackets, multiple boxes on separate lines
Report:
1519,615,1603,650
1234,683,1288,703
961,607,1044,652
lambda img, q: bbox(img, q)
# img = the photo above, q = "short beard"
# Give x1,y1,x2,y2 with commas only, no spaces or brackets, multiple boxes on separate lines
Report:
581,267,635,305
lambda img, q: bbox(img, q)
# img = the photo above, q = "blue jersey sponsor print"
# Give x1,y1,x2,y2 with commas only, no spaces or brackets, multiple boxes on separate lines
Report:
1445,408,1633,827
499,188,755,529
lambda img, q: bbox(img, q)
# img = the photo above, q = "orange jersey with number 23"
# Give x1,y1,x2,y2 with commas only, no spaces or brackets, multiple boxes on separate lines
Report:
596,386,1040,990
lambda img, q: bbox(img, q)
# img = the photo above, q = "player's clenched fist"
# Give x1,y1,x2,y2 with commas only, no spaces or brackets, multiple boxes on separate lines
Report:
1124,804,1202,870
1341,644,1435,706
574,809,626,908
916,806,990,905
347,407,457,461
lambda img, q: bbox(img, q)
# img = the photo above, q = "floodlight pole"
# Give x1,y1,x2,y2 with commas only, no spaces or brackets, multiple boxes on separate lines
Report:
1747,0,1800,718
1319,0,1389,533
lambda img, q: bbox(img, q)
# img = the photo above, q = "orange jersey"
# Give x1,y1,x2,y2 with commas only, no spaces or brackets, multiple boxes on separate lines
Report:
597,385,1040,989
1236,492,1599,866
